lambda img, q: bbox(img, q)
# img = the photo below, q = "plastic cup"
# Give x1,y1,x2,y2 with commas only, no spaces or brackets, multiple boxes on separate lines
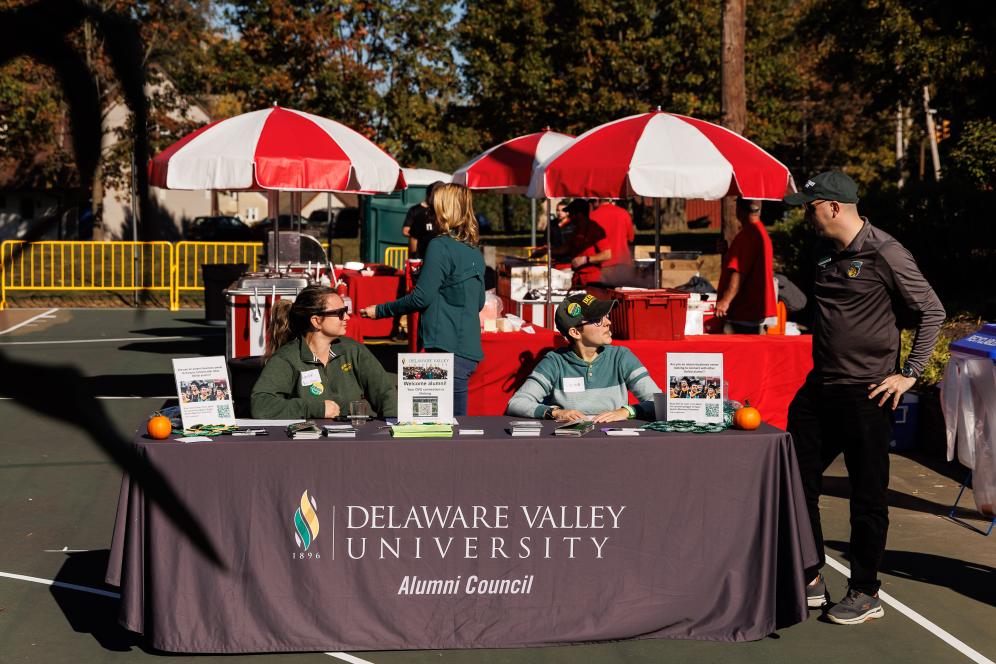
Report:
349,400,371,426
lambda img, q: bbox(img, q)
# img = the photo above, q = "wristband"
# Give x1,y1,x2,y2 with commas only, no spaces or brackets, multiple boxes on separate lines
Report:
585,255,591,265
623,405,636,419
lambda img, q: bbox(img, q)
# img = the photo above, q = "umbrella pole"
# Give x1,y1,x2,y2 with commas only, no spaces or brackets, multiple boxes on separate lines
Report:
531,198,537,247
546,198,553,328
268,190,281,273
654,198,662,289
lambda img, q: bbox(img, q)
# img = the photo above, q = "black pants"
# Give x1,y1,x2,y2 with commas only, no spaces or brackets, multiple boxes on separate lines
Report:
787,378,893,594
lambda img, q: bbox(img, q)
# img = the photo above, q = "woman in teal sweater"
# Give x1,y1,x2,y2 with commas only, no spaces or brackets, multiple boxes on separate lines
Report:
361,183,485,415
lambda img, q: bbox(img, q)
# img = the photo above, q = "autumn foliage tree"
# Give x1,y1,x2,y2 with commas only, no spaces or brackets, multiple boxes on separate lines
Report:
220,1,467,168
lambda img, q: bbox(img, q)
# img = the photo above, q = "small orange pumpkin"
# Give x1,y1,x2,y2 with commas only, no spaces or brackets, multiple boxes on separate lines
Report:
147,414,172,440
734,401,762,431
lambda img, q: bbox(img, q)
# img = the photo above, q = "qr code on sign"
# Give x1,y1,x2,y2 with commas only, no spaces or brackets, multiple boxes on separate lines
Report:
704,403,720,418
217,404,232,418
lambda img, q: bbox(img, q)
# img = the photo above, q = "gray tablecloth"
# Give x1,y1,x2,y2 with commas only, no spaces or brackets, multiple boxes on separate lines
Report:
106,418,817,653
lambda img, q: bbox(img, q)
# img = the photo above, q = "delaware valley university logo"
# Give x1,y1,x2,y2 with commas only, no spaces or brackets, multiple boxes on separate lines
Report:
293,491,320,551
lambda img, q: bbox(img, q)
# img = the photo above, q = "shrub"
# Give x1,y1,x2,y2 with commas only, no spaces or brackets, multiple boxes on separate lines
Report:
901,313,984,387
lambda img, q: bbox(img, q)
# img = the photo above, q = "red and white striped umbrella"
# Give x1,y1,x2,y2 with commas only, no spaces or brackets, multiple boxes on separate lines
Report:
453,129,574,194
149,106,405,193
527,110,794,200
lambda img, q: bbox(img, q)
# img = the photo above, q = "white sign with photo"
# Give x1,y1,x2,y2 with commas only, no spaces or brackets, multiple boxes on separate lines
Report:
398,353,454,423
172,356,236,430
666,352,724,424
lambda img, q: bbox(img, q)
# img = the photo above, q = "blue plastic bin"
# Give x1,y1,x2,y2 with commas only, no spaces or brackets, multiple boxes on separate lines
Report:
889,392,920,452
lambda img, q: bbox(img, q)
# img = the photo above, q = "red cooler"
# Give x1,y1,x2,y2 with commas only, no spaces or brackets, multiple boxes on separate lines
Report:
587,287,690,340
225,273,310,359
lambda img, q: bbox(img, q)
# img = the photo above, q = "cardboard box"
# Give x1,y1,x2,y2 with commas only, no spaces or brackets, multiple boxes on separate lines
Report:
658,269,701,289
698,254,721,285
660,257,704,272
634,245,671,259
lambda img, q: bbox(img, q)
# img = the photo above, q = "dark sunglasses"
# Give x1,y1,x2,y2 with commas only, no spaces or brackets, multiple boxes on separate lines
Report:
317,307,349,320
577,315,610,328
804,200,830,213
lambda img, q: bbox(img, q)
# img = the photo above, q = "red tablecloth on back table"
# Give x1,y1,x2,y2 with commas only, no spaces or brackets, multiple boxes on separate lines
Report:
340,268,403,342
469,329,813,429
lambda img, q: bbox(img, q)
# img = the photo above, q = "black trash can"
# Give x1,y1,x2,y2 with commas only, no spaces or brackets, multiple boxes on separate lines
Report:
228,355,264,418
202,263,248,325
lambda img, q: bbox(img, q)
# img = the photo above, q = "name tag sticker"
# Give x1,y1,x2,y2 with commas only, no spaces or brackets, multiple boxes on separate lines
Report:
300,369,321,386
563,377,585,393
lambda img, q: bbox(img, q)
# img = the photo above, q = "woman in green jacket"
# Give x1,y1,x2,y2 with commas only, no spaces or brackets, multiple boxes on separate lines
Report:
361,183,485,415
251,285,397,419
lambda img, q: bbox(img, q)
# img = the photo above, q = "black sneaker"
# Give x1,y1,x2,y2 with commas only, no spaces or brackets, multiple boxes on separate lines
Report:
806,573,829,608
827,588,885,625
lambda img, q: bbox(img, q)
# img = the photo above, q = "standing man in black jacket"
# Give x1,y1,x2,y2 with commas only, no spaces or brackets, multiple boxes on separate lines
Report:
784,171,945,625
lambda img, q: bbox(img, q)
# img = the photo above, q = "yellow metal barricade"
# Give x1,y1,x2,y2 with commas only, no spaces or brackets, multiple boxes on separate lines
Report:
0,240,174,310
173,241,263,309
384,246,408,270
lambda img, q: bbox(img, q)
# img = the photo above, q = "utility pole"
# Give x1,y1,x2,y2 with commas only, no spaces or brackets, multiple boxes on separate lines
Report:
131,154,140,307
896,102,905,189
721,0,746,244
922,85,942,181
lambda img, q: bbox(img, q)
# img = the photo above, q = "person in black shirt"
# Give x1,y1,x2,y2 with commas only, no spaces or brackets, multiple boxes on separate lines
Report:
783,171,944,625
402,181,443,260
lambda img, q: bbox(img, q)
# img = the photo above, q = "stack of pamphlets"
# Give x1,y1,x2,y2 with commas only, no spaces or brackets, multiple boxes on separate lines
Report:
323,424,358,438
509,420,543,437
553,420,595,437
286,421,323,440
390,422,454,438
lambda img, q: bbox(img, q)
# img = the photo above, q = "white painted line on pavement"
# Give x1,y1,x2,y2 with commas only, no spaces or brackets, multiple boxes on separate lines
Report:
1,572,373,662
0,308,59,335
3,571,375,663
90,395,175,400
825,555,994,664
0,396,174,400
326,653,375,664
0,333,222,346
0,571,120,599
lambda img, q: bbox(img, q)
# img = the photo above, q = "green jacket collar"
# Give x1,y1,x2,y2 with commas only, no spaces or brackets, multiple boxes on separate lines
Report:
296,336,340,364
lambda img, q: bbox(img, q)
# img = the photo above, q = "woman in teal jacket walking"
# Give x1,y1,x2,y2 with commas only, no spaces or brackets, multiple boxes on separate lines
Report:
362,183,485,415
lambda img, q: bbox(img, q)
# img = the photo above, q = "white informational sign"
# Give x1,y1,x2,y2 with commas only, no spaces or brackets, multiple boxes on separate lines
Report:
666,352,724,424
398,353,455,423
172,356,237,430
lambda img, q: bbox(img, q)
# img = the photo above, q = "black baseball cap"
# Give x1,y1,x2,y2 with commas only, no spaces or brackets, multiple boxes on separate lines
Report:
564,199,590,217
555,292,616,337
783,170,859,205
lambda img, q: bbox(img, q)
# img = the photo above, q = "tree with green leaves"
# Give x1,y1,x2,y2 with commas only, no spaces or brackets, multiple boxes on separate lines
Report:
0,56,77,190
0,0,219,238
219,0,466,169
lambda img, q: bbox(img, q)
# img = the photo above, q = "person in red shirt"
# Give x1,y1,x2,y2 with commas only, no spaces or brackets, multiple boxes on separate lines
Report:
715,198,776,333
552,199,610,286
590,199,635,284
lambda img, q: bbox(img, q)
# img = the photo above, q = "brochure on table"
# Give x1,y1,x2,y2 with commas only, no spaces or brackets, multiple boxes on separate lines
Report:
666,352,724,424
172,356,237,430
398,352,454,423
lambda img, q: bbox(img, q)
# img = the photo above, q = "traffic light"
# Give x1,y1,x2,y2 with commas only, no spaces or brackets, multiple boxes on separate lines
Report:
935,118,951,143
